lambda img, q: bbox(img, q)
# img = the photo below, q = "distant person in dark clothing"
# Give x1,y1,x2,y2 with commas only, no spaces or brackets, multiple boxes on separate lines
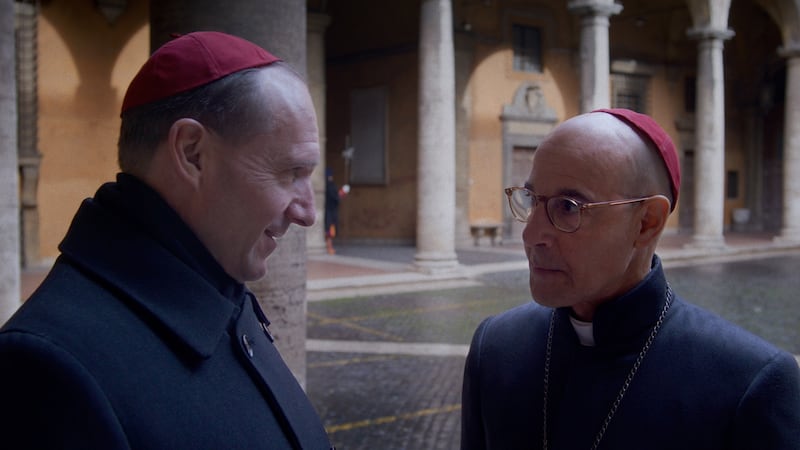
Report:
325,168,349,255
0,31,333,449
461,108,800,450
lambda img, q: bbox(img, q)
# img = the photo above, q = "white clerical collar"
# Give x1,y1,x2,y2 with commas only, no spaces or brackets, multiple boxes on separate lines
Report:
569,315,595,347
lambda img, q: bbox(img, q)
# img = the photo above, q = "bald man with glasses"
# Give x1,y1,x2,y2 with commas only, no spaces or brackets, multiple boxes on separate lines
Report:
461,109,800,450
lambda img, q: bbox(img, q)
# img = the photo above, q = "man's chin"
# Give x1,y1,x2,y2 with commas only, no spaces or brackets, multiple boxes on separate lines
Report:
240,264,269,283
530,285,565,308
233,253,271,283
531,296,558,308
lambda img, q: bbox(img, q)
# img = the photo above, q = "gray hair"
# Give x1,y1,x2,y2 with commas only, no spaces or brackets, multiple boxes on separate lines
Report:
117,64,287,174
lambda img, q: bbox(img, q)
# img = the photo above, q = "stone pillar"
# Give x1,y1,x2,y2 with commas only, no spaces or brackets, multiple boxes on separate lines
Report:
306,13,330,255
150,0,311,387
454,32,475,247
16,1,41,269
415,0,459,273
0,0,20,323
568,0,622,113
688,26,733,248
776,44,800,242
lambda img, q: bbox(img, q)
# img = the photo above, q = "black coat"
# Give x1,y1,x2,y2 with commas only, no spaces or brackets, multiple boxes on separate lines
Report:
461,257,800,450
0,175,332,449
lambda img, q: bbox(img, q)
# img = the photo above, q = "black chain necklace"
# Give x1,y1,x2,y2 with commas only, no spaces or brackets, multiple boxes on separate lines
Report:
541,286,674,450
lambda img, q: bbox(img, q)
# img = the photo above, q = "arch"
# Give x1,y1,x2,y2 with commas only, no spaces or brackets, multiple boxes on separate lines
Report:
685,0,732,30
754,0,800,46
41,0,148,111
34,0,149,260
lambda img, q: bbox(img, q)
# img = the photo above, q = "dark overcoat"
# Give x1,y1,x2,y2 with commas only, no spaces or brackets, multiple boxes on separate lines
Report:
461,257,800,450
0,175,332,449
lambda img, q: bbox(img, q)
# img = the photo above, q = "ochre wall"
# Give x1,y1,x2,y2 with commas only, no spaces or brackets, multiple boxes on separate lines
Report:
37,0,148,260
326,50,420,242
646,71,687,230
324,0,421,243
466,45,579,225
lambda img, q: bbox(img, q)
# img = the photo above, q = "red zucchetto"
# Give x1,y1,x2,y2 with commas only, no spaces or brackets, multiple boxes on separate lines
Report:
593,108,681,211
121,31,280,115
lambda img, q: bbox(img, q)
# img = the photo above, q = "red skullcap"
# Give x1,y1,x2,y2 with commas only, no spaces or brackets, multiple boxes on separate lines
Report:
121,31,280,115
593,108,681,211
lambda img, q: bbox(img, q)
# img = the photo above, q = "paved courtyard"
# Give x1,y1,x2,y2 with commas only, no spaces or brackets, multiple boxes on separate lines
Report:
306,251,800,450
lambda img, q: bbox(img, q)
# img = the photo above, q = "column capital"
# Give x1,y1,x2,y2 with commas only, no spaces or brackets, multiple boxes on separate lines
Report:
567,0,623,18
778,42,800,59
686,26,734,42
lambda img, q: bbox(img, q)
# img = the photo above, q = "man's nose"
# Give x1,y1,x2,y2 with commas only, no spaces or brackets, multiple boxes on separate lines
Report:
289,181,316,227
522,202,552,245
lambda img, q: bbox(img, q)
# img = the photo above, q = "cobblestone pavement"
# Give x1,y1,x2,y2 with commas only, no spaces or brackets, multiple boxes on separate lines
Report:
306,252,800,450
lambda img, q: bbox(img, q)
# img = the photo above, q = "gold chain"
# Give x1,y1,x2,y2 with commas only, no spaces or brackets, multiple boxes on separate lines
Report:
541,286,674,450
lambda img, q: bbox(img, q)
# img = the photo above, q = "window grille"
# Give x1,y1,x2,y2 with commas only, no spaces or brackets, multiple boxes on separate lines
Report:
611,73,649,113
512,24,542,73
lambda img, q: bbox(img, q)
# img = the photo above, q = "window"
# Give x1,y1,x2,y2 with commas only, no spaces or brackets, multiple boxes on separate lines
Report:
726,170,739,199
512,24,542,73
684,76,696,113
611,73,649,113
349,86,388,185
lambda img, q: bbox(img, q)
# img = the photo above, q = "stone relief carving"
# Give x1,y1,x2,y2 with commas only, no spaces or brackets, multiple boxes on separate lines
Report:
501,81,557,123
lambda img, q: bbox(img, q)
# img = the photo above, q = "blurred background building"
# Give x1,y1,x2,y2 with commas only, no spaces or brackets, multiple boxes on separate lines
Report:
4,0,800,377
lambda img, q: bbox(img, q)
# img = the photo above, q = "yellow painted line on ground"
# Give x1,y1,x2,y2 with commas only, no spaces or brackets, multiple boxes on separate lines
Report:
326,403,462,434
311,299,488,326
307,311,405,342
307,339,469,357
308,354,398,369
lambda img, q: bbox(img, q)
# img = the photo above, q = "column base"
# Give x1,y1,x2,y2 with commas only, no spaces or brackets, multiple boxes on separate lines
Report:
413,251,461,275
684,233,727,250
306,243,328,256
774,228,800,245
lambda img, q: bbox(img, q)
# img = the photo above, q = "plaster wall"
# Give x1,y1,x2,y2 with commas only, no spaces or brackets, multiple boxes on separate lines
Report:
646,71,687,230
37,0,148,260
326,51,420,242
466,44,577,225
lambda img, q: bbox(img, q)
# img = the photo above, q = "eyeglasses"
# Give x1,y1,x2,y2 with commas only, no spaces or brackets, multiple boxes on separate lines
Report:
504,186,663,233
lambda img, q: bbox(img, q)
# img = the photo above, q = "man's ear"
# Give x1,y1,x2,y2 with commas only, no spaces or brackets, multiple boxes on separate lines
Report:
166,118,207,187
634,195,671,248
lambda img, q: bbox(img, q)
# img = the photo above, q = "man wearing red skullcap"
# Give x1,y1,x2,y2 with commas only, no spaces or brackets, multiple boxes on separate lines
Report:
462,110,800,449
0,32,334,449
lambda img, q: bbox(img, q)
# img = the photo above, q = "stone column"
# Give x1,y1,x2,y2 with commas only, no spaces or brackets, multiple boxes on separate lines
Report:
415,0,459,273
0,0,20,323
568,0,622,113
776,44,800,242
454,32,475,247
688,26,733,248
16,1,41,269
306,13,330,255
150,0,311,387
